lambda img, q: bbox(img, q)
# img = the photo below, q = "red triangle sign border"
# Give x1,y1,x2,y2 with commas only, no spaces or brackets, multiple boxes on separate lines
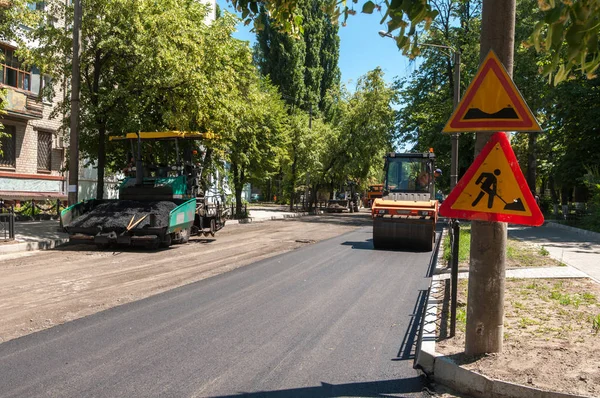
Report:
450,55,532,129
443,50,542,132
439,132,544,226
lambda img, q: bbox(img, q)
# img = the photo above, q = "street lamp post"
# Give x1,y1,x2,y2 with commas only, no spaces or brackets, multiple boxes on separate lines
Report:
378,31,460,189
68,0,82,205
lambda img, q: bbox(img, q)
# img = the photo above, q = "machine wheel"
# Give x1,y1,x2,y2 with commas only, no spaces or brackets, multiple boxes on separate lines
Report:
158,234,171,249
175,227,191,244
96,243,110,250
372,222,384,250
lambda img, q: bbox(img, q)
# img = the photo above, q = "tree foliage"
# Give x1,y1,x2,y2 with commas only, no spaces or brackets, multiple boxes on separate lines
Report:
0,0,35,141
394,0,480,192
232,0,600,86
529,0,600,85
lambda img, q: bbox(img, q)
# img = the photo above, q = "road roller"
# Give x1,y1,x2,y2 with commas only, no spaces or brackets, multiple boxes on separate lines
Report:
371,151,439,251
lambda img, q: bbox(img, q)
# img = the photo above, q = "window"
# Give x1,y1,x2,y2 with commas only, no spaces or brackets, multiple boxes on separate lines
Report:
0,126,17,168
0,45,32,92
42,75,53,103
27,1,45,11
37,131,52,171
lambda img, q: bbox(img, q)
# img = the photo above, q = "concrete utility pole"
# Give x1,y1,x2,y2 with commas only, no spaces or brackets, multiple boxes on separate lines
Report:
451,50,460,189
68,0,82,206
465,0,516,355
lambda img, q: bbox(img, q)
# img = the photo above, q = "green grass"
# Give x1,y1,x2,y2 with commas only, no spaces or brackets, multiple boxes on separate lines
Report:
583,292,597,303
443,224,471,266
592,314,600,334
442,224,556,268
505,240,551,267
518,317,540,328
456,307,467,331
549,289,597,308
525,281,539,290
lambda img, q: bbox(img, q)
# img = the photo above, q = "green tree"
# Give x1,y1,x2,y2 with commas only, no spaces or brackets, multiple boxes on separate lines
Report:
394,0,480,192
319,9,341,120
233,0,599,84
255,0,340,115
318,68,396,194
255,4,307,108
29,0,257,200
226,65,290,215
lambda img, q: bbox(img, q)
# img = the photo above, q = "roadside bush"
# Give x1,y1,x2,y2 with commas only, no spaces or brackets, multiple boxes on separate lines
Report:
539,195,554,216
581,167,600,233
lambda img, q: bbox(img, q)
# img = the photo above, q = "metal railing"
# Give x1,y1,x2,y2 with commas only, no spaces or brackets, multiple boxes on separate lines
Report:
0,205,15,241
1,199,63,220
447,219,461,337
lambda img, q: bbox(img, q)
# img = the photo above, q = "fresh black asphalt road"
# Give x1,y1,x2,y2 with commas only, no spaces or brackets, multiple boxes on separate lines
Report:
0,227,436,398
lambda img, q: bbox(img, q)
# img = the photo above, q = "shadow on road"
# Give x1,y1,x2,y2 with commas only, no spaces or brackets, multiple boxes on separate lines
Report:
340,239,374,250
49,232,220,253
298,213,373,227
211,376,425,398
395,289,429,362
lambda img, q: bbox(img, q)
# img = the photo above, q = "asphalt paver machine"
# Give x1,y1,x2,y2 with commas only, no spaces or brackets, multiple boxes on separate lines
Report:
60,131,228,249
371,151,439,251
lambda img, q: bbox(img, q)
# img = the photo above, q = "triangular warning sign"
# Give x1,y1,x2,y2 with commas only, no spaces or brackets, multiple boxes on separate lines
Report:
439,132,544,226
443,50,542,133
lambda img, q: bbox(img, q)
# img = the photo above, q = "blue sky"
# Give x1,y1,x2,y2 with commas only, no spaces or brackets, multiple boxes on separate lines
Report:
216,0,417,90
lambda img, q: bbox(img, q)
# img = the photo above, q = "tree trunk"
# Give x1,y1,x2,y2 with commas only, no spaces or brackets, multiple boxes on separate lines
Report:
266,178,272,203
526,133,537,193
96,126,106,200
199,148,213,195
92,50,104,201
465,0,515,356
289,144,297,211
231,162,243,217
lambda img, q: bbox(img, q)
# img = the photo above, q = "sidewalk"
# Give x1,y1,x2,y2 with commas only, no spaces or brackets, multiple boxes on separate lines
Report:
508,221,600,283
0,205,314,255
0,220,68,254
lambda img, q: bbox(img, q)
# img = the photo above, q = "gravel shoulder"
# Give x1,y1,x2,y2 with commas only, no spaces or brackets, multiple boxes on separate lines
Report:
0,213,371,344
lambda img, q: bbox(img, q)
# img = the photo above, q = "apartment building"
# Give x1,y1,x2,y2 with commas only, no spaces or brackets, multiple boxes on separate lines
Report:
0,0,218,204
0,40,66,203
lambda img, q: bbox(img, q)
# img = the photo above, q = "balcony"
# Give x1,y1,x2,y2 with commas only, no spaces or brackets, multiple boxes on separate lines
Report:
2,87,43,119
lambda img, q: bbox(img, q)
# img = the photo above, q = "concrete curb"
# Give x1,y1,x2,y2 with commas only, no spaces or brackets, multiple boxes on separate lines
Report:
433,355,589,398
547,221,600,241
0,238,69,254
415,225,593,398
227,210,322,225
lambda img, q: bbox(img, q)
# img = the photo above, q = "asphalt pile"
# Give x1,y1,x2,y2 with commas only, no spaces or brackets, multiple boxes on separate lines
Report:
69,200,177,232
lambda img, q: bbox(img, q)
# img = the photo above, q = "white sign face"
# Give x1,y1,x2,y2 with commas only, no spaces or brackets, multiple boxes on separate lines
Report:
68,185,78,193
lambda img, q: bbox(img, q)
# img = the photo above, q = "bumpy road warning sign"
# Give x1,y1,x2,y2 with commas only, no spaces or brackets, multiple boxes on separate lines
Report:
443,50,542,133
439,132,544,226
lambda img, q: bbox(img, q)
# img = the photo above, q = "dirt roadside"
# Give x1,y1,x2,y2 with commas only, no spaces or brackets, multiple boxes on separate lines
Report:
0,213,370,344
435,232,600,398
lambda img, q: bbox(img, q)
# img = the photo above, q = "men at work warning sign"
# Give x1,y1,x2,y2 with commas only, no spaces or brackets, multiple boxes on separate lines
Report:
439,132,544,226
443,50,542,133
